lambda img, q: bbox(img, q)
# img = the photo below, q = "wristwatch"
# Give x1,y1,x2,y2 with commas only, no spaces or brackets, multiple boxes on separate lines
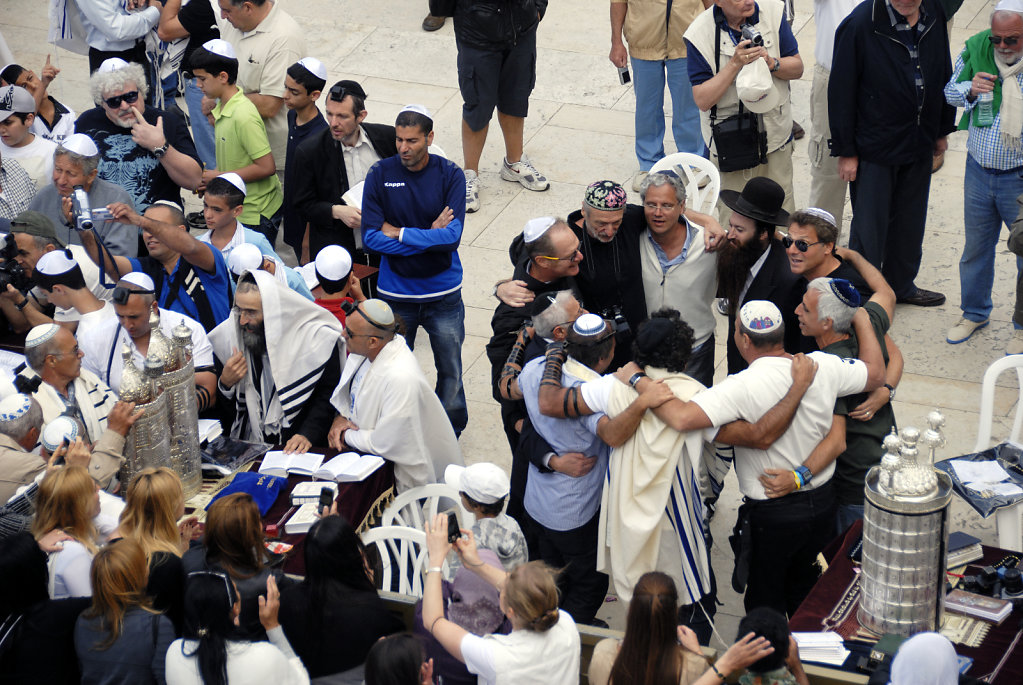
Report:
795,465,812,487
884,383,896,402
628,372,647,388
770,57,781,73
15,297,30,311
152,144,168,159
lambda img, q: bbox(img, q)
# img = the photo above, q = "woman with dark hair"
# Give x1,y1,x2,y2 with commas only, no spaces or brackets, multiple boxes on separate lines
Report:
278,515,403,680
181,493,292,639
0,533,91,684
364,633,434,685
422,514,580,684
74,539,175,684
165,571,309,684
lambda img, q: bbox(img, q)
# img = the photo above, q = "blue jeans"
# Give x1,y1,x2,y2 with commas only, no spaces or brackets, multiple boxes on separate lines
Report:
960,155,1023,325
835,503,864,538
386,291,468,436
631,56,703,170
185,77,217,170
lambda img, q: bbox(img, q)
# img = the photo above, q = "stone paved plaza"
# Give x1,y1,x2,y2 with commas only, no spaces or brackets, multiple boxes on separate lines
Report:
3,0,1021,643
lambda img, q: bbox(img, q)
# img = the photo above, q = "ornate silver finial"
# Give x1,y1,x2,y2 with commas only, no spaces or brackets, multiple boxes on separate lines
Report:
119,344,152,404
921,410,946,466
878,427,903,494
892,423,937,498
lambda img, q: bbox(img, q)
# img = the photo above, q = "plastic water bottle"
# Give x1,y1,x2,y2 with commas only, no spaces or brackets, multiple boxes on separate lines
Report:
977,91,995,126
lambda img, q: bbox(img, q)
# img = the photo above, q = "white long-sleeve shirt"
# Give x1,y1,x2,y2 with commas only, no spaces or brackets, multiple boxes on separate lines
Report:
165,626,310,685
75,0,159,51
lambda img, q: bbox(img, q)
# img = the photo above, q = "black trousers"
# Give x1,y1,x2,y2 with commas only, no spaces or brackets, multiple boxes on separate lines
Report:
848,156,933,299
742,480,836,617
533,510,608,626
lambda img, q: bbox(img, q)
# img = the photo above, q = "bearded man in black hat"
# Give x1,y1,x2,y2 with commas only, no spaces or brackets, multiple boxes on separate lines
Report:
717,176,804,374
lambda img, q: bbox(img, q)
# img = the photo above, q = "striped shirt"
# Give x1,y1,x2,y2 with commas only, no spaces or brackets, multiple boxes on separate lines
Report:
0,158,36,220
944,55,1023,171
885,0,931,113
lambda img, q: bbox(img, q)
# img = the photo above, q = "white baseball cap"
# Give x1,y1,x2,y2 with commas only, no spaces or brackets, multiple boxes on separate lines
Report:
445,462,510,505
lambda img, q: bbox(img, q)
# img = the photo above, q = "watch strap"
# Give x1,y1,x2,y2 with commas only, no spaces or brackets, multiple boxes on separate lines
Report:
629,372,647,388
795,465,812,487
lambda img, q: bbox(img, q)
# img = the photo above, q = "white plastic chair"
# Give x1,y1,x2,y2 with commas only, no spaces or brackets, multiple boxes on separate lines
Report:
649,152,721,216
360,525,434,597
972,355,1023,551
380,483,472,531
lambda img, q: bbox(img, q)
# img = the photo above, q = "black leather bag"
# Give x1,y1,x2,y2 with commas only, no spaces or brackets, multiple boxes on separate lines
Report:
429,0,457,17
709,25,767,172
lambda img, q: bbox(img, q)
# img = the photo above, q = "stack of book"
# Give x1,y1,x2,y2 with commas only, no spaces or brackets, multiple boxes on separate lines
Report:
947,532,984,568
793,632,850,666
945,589,1012,624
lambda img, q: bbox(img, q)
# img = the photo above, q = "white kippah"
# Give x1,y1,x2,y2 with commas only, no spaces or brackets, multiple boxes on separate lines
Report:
97,58,129,73
297,57,327,81
41,416,79,454
36,249,78,276
739,300,784,334
25,323,60,348
801,207,836,227
995,0,1023,13
62,133,99,158
361,299,395,327
120,271,155,291
522,216,556,243
399,103,433,120
315,245,353,281
573,313,606,337
201,39,236,59
151,199,184,213
228,243,264,276
0,394,32,422
219,172,247,196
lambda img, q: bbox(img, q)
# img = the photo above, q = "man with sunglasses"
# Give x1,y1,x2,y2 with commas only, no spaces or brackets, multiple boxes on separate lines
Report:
74,59,201,211
328,298,462,493
291,80,396,265
944,1,1023,353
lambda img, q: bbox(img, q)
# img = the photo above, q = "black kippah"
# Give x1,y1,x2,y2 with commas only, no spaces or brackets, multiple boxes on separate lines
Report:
636,317,674,354
530,291,560,318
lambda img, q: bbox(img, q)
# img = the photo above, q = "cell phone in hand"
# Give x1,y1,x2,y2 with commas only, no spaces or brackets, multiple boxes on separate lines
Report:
617,65,631,85
318,486,334,511
446,510,461,543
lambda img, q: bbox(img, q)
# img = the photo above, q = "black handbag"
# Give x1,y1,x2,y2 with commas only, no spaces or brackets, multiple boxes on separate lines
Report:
709,26,767,172
428,0,457,17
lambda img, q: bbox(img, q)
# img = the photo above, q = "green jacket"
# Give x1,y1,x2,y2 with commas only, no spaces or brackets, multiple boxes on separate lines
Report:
956,29,1001,130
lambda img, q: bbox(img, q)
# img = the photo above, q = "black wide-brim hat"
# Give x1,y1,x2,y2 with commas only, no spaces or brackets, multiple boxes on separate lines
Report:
719,177,790,226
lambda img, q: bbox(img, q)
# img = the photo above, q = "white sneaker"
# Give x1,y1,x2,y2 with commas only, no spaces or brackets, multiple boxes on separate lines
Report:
631,170,648,192
500,155,549,191
946,317,988,344
465,169,480,213
1008,330,1023,356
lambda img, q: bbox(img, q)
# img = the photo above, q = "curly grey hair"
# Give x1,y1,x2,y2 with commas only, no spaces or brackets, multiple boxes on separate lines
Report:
88,61,148,106
639,171,687,205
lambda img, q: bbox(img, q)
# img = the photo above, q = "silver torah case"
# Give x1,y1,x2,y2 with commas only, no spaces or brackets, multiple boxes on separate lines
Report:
857,412,954,636
163,322,202,498
119,347,171,487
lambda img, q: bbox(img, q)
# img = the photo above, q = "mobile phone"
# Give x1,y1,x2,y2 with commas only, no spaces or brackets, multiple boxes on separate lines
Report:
617,65,631,85
318,486,334,511
446,510,460,543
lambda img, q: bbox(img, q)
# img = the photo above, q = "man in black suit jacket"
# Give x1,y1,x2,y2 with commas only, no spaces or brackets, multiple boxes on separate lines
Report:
717,177,805,374
291,80,397,266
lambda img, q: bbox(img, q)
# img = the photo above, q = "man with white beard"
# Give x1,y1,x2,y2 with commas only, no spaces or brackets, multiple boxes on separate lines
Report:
943,0,1023,354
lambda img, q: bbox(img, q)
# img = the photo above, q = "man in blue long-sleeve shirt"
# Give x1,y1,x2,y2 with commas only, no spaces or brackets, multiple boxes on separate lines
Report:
361,105,468,436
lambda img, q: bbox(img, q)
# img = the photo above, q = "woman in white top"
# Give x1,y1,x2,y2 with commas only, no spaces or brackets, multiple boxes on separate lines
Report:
165,571,308,685
422,514,580,685
31,464,114,598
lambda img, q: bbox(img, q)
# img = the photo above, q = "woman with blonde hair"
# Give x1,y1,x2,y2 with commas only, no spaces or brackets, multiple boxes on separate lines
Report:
73,539,175,684
31,465,115,598
423,514,580,685
118,467,199,632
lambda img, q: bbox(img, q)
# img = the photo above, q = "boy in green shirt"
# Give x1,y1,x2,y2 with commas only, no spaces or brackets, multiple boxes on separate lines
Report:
191,38,284,246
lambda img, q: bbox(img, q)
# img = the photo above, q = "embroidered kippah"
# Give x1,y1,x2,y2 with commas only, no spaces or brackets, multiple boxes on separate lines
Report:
828,278,862,308
41,416,79,453
584,180,627,211
25,324,60,348
739,301,783,333
0,394,32,422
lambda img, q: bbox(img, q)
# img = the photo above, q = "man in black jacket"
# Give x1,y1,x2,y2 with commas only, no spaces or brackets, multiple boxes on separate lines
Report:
829,0,956,307
291,80,396,271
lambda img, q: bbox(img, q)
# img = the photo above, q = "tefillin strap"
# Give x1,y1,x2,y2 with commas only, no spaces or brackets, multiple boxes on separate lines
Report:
499,326,533,398
540,341,566,388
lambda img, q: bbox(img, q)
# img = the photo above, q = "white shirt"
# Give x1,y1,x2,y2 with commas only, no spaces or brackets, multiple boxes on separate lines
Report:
814,0,865,70
341,126,383,188
75,301,116,338
31,244,116,323
165,626,309,685
460,611,580,685
74,0,160,52
1,135,56,191
692,351,868,499
79,307,214,392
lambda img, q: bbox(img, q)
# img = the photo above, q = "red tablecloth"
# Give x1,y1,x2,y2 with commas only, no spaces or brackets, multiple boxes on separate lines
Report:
789,520,1023,683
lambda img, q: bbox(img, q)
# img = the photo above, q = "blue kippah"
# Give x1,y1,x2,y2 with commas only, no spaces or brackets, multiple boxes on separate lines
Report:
829,278,861,308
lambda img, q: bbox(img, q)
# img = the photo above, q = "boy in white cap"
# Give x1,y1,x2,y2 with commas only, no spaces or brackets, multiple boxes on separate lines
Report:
444,462,527,572
196,173,279,264
0,84,57,192
307,244,363,325
227,242,312,300
283,57,327,262
190,40,284,246
30,246,115,336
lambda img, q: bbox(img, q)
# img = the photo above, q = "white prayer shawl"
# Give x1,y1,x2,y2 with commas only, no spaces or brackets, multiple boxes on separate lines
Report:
48,0,89,55
330,336,463,494
33,368,118,445
598,367,712,603
209,270,342,441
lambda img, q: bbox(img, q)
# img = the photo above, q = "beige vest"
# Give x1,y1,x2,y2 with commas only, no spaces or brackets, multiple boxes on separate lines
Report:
684,0,792,156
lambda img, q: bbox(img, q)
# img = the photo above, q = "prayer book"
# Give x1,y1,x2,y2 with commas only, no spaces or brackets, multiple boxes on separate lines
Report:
284,503,321,535
311,452,386,482
258,451,325,477
290,481,339,506
946,532,984,568
945,589,1012,624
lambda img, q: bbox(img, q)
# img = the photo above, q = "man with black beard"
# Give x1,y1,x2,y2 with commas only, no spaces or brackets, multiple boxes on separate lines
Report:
717,177,805,374
209,270,343,453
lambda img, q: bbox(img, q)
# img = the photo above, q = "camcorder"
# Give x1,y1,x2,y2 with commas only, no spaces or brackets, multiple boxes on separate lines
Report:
741,23,764,47
70,185,113,231
600,304,631,337
0,234,32,294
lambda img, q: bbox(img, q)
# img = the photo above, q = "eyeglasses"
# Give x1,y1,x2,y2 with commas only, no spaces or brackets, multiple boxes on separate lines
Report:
643,202,679,212
782,236,823,252
103,91,140,109
112,285,155,305
51,345,80,359
536,244,582,262
989,35,1021,46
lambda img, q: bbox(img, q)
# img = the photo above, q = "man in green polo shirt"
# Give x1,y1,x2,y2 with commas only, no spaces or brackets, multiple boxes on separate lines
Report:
191,39,284,246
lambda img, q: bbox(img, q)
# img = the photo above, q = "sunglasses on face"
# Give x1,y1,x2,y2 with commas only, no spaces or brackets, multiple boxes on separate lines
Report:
990,35,1021,46
781,236,822,252
103,91,140,109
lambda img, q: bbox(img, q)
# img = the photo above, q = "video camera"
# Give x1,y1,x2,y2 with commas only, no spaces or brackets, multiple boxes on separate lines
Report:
70,185,113,231
741,23,764,47
0,234,32,294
